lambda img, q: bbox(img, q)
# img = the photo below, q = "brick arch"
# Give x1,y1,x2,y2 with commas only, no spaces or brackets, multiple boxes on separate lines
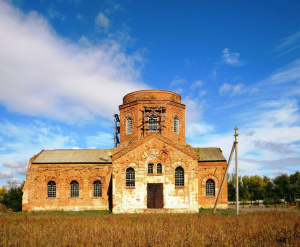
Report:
88,177,104,187
171,161,187,170
145,157,164,173
45,177,59,186
125,162,137,171
201,175,219,188
67,177,83,190
44,178,59,198
124,113,134,130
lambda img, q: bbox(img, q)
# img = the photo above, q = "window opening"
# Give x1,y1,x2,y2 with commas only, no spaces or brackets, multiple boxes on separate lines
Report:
126,168,135,187
157,163,162,174
126,117,132,134
148,163,153,174
47,181,56,198
93,180,102,197
149,114,158,132
70,180,79,197
174,116,179,134
206,179,215,196
175,167,184,186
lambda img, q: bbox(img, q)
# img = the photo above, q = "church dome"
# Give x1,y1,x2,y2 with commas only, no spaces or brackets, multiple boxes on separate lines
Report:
123,89,181,104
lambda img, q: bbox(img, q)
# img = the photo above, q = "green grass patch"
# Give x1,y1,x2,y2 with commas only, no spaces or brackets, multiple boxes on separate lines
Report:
199,207,237,215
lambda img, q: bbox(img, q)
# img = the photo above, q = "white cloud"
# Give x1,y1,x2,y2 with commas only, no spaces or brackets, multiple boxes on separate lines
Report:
171,75,186,86
219,83,244,95
274,31,300,56
0,119,77,185
95,12,110,29
188,61,300,177
190,80,203,89
0,170,14,179
85,131,113,148
186,122,214,140
6,177,24,186
198,91,206,97
76,13,83,21
184,97,204,122
0,1,147,123
261,59,300,87
221,48,244,66
47,8,65,21
3,161,27,168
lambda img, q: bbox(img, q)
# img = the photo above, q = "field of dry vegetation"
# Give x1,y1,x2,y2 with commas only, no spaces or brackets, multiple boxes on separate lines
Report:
1,210,299,246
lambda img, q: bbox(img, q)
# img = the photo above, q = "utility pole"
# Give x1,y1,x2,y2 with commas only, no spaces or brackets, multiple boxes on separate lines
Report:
235,127,239,215
213,127,239,215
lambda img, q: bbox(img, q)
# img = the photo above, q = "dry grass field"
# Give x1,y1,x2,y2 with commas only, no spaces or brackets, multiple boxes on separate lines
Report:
1,209,299,246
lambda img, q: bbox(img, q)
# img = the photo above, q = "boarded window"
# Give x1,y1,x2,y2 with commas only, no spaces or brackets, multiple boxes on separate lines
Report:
126,167,135,187
157,163,162,174
149,114,158,132
148,163,153,174
206,179,215,196
174,116,179,134
93,180,102,197
47,181,56,198
126,117,132,134
175,166,184,186
70,180,79,197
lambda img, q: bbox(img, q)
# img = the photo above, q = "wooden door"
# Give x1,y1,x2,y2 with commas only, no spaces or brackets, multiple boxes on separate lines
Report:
147,183,163,208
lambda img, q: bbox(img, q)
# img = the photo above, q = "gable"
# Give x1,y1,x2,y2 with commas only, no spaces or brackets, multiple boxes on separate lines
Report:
113,134,198,162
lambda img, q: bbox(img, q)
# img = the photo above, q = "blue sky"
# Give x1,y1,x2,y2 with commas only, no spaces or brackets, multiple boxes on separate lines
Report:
0,0,300,186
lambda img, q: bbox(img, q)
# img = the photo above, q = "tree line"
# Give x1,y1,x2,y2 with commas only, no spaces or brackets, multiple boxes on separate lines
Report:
0,182,24,211
228,171,300,204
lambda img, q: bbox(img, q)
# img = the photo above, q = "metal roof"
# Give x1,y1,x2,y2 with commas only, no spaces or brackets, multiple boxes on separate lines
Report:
196,148,226,162
32,149,113,164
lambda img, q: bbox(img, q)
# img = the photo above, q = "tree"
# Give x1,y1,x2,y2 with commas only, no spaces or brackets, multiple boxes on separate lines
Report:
289,171,300,201
227,173,235,201
0,182,24,211
273,174,291,202
0,186,5,201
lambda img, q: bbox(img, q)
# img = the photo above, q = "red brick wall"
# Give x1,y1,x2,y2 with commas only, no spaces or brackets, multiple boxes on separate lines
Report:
119,90,186,144
23,162,112,211
198,161,228,208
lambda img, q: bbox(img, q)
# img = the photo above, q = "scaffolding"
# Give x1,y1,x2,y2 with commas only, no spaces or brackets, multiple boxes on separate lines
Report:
113,114,120,148
138,105,167,137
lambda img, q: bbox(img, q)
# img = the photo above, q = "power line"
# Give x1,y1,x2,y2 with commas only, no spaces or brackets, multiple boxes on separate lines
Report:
239,129,298,156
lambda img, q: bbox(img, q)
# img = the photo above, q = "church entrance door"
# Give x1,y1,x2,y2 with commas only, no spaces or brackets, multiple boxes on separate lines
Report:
147,183,163,208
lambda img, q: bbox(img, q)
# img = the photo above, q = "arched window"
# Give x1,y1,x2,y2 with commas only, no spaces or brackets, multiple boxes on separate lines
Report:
148,163,153,174
149,114,158,132
126,168,135,187
175,166,184,186
157,163,162,174
93,180,102,197
126,117,132,134
206,179,215,196
47,181,56,198
174,116,179,134
70,180,79,197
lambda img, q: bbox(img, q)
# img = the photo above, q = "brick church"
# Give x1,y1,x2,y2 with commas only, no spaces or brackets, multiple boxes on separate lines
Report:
22,90,228,213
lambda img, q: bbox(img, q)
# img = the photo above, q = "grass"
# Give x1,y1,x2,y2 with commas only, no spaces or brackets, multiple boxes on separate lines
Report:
1,210,299,246
198,207,238,215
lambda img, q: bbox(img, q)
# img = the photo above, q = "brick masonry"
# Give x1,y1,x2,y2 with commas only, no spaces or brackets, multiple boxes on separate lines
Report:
22,89,228,212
